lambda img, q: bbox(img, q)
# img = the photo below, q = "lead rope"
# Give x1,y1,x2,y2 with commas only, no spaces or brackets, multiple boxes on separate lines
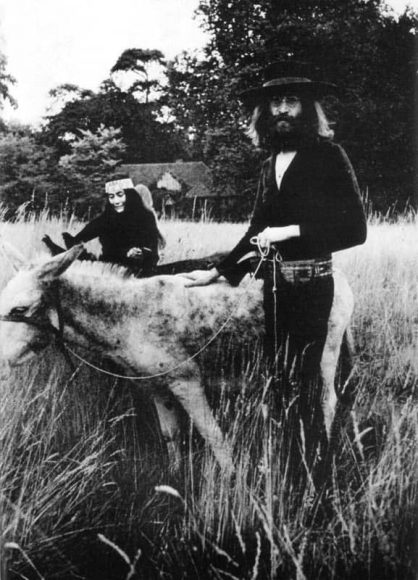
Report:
250,236,283,361
274,249,284,360
63,247,270,381
273,253,279,356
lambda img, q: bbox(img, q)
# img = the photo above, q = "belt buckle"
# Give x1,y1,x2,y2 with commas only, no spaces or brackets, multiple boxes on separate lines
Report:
279,267,294,284
296,266,312,283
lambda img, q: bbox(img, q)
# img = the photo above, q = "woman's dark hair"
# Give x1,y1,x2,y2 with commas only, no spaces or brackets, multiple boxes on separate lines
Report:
104,187,165,248
247,97,334,149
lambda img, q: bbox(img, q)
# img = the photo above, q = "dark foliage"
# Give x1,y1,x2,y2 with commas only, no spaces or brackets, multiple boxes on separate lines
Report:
41,85,186,164
166,0,418,215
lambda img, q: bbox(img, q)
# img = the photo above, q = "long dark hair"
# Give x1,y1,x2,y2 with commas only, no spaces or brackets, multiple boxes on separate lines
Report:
247,97,334,150
103,188,165,248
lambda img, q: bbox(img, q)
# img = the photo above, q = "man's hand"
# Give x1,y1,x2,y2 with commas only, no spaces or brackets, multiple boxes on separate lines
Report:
178,267,221,287
127,247,143,259
257,225,300,248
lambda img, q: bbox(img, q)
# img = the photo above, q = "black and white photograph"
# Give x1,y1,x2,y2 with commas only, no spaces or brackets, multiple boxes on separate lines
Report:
0,0,416,578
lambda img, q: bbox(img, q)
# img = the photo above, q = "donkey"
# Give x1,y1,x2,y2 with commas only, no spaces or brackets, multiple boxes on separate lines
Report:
0,245,354,471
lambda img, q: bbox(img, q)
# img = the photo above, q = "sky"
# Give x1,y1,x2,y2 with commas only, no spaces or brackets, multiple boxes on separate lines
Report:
0,0,414,126
0,0,208,125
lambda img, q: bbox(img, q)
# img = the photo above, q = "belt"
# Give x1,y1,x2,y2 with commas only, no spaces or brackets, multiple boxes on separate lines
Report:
264,257,333,284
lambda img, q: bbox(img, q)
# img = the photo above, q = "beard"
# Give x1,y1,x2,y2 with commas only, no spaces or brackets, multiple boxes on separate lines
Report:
268,114,304,152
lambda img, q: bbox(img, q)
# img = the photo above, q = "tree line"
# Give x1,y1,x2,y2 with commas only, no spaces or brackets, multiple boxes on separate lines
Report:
0,0,416,219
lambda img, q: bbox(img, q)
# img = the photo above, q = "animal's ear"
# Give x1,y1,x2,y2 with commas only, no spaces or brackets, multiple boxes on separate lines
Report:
36,244,85,281
0,240,28,272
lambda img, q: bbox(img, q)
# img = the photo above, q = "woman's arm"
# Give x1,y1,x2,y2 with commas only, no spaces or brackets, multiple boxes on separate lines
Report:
140,211,160,265
72,216,104,244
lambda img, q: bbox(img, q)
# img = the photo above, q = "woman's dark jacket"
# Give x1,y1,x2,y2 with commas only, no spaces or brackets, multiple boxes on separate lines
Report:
218,139,367,285
73,189,160,272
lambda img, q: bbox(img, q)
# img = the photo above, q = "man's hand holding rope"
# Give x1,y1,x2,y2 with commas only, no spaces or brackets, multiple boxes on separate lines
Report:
256,225,300,248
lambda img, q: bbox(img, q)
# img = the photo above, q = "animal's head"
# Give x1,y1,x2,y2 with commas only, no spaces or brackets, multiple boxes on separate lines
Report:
0,244,84,365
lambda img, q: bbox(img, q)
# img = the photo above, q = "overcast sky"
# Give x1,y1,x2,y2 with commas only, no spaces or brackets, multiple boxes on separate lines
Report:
0,0,414,126
0,0,208,125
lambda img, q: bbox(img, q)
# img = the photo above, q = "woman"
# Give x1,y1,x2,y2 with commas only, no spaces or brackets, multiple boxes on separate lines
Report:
64,175,163,275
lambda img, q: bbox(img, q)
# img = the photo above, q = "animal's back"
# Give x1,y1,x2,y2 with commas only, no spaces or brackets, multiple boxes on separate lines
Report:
126,274,264,356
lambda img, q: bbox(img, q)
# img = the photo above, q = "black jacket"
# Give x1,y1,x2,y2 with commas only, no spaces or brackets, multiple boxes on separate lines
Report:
218,140,367,285
73,190,160,271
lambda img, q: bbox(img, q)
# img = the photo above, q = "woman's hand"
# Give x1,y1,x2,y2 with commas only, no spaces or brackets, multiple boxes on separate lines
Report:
179,267,221,287
257,225,300,248
127,247,143,259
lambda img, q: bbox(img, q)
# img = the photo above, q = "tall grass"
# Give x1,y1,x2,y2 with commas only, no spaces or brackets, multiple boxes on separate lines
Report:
0,212,417,579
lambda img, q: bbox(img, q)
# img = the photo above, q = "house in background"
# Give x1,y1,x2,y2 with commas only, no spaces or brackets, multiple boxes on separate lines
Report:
121,160,238,219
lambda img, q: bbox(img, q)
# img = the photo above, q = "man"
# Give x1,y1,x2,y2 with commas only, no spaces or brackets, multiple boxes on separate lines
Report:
186,62,367,470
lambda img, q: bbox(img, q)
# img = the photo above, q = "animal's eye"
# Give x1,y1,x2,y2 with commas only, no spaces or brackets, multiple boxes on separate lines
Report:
11,306,29,316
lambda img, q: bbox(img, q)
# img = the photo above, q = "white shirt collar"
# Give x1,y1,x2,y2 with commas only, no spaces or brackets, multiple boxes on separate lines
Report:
275,150,297,189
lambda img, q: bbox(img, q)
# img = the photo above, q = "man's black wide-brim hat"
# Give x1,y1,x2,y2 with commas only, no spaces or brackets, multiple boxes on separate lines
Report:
239,61,338,106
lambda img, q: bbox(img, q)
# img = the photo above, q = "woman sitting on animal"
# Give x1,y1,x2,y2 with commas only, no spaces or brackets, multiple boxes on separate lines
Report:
62,175,164,276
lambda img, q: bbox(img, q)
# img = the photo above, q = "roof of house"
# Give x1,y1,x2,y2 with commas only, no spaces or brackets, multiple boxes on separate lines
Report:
184,183,217,199
122,161,213,190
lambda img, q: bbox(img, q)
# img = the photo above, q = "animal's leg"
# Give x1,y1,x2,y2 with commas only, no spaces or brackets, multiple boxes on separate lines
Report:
153,392,182,470
320,270,355,441
168,370,233,472
320,331,344,439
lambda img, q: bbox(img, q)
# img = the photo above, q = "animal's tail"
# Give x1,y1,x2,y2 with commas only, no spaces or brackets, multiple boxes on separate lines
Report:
338,327,356,405
313,328,356,496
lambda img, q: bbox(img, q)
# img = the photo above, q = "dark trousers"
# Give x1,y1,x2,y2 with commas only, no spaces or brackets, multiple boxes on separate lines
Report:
263,272,334,380
263,265,335,481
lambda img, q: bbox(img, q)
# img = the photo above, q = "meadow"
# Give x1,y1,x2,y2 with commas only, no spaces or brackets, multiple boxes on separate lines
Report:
0,211,417,579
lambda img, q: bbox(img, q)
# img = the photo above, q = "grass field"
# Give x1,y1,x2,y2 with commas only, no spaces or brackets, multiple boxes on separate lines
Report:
0,212,417,579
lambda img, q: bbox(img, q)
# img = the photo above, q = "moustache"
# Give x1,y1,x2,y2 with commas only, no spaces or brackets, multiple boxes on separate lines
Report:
271,115,294,125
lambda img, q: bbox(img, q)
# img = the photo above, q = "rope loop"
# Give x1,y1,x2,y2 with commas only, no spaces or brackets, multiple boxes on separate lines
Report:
250,235,270,259
250,235,283,264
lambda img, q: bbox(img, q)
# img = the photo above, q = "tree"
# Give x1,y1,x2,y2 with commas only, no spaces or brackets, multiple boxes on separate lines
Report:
0,126,57,213
0,52,16,109
167,0,418,214
0,51,16,130
166,51,263,214
42,83,186,163
110,48,166,103
42,52,187,164
0,123,126,216
46,83,95,116
57,124,126,214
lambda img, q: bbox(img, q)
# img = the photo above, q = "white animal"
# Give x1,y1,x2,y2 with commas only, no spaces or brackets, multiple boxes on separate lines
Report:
0,246,354,471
